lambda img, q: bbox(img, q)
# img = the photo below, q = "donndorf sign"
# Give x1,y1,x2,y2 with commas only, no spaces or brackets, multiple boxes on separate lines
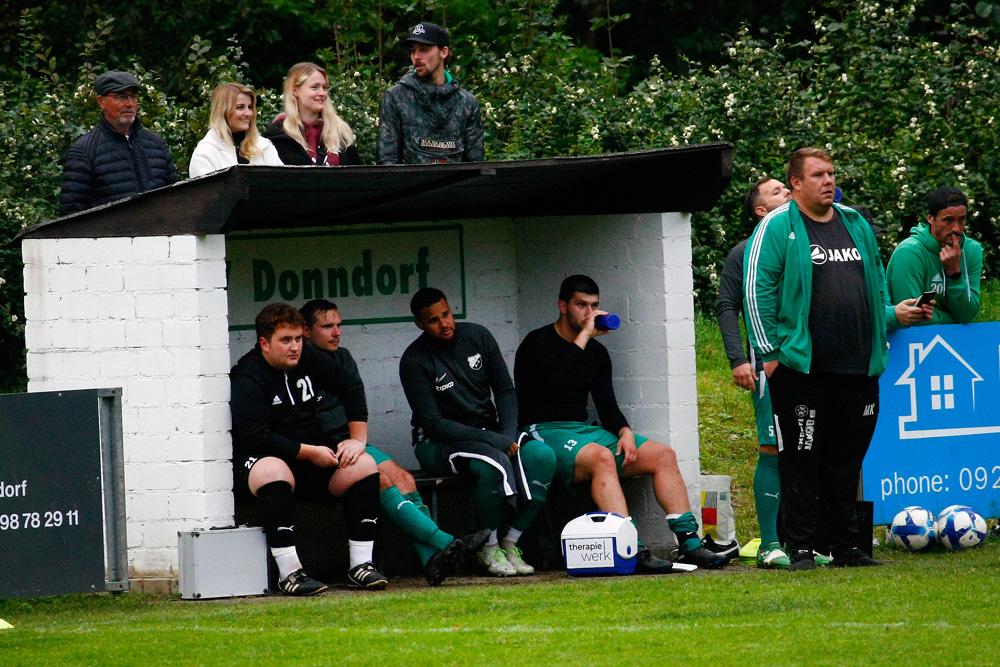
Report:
226,225,466,329
864,323,1000,523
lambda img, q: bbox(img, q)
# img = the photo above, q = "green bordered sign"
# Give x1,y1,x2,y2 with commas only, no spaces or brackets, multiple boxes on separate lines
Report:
226,225,466,330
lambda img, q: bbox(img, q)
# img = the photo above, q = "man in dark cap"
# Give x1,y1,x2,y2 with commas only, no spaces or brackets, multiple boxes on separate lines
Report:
59,70,178,214
887,185,983,324
376,22,484,165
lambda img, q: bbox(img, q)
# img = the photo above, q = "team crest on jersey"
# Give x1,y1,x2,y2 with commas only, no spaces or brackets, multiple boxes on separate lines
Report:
467,353,483,370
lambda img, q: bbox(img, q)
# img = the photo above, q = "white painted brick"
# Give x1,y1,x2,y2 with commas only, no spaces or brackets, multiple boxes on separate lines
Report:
59,293,101,320
22,265,48,293
135,407,177,435
121,407,140,435
21,239,59,266
22,294,58,321
86,265,124,292
168,236,200,261
195,348,232,375
666,348,697,377
199,316,231,346
128,462,187,491
134,293,175,319
50,323,89,350
638,378,671,405
136,349,175,376
57,238,97,264
660,211,692,238
664,294,695,322
202,460,235,491
93,237,134,262
24,322,50,349
127,492,174,521
161,319,201,347
125,521,142,549
48,265,87,293
124,434,171,462
125,320,163,348
174,290,228,318
165,376,230,404
137,520,187,550
123,264,166,291
62,351,101,378
99,350,138,378
628,294,667,321
129,545,179,575
97,293,136,319
664,321,696,348
168,491,233,520
27,351,63,380
131,236,171,261
127,378,166,407
91,320,127,348
175,403,231,433
196,261,227,288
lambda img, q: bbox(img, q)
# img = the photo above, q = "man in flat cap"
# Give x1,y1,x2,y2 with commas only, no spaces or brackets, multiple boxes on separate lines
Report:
59,70,178,214
887,185,983,325
376,22,484,165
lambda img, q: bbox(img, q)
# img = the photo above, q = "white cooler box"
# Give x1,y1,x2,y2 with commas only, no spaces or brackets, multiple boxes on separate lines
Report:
178,527,269,600
561,512,638,576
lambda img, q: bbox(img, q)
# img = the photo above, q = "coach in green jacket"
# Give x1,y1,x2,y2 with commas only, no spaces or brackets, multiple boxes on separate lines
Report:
743,147,925,571
887,185,983,325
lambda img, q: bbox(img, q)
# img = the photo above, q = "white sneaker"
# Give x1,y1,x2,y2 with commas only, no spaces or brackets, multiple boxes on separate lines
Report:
478,544,516,576
501,543,535,575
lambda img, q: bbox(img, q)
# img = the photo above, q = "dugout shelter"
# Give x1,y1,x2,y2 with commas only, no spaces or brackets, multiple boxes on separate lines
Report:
19,144,733,586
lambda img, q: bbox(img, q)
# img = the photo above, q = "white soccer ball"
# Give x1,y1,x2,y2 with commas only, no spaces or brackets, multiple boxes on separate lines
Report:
887,506,936,552
935,505,988,550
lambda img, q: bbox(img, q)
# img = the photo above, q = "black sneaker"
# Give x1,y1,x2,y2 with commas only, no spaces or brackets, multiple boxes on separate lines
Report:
635,548,677,574
701,536,740,563
831,548,884,568
788,550,816,572
677,544,727,569
346,561,389,590
277,569,328,596
425,529,492,586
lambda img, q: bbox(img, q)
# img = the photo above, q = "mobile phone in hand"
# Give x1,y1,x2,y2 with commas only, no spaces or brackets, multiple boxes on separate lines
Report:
915,291,935,308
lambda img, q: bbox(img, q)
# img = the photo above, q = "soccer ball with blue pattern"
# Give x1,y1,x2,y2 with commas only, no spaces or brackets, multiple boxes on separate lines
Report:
935,505,987,550
887,506,937,552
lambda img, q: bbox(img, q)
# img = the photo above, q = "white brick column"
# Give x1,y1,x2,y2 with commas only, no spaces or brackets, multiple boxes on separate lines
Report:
22,235,232,576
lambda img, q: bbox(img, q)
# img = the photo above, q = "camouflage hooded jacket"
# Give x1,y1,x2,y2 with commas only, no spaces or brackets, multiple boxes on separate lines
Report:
376,71,484,165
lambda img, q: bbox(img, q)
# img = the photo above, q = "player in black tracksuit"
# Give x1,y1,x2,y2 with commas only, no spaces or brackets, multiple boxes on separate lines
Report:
399,289,555,576
230,303,387,594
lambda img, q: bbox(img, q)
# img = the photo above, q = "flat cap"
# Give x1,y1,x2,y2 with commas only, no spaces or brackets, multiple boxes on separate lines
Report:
95,71,141,96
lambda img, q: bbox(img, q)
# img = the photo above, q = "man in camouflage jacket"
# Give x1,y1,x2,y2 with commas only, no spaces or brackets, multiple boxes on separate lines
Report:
377,22,484,165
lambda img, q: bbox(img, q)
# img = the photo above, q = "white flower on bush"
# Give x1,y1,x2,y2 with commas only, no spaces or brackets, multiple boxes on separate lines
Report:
954,163,965,171
590,126,600,140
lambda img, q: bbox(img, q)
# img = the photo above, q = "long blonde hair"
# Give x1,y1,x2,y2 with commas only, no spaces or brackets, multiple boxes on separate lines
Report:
281,62,355,157
209,82,263,160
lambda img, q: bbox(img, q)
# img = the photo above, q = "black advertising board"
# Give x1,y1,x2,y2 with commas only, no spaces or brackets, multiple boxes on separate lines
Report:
0,390,110,598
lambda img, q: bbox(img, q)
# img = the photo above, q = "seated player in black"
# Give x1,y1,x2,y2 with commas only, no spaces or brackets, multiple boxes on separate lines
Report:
515,274,727,572
399,288,556,576
230,303,388,594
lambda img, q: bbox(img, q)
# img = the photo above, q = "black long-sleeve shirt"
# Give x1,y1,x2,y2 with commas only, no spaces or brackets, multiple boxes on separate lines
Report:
514,324,629,435
716,238,758,371
230,344,367,462
398,322,517,450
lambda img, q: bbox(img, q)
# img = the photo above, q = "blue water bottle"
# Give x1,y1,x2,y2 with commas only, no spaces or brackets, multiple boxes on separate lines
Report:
595,314,620,331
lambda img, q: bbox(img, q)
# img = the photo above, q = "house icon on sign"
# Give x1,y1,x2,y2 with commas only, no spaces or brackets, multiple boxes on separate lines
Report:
894,334,1000,439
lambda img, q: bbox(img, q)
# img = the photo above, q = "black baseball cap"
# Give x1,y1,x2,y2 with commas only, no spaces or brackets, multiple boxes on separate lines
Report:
927,185,968,216
95,71,141,96
403,22,450,47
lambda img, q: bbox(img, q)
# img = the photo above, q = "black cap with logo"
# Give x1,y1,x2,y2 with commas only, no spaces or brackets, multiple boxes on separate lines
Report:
403,22,450,47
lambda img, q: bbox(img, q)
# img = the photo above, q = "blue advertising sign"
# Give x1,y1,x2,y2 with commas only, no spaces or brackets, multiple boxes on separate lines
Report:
865,323,1000,524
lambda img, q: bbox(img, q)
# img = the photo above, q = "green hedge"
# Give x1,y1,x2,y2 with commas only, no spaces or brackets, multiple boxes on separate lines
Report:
1,0,998,390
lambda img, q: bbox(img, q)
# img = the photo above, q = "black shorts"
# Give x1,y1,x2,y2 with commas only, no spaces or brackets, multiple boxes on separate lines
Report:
233,451,340,506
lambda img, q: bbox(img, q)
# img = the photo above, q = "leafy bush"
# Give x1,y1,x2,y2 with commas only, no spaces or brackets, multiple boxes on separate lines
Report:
2,0,999,390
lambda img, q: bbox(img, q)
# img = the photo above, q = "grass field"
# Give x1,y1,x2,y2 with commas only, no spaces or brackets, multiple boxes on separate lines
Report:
1,281,997,665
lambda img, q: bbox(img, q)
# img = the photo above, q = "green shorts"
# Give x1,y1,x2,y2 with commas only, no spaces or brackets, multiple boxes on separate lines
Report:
525,421,647,489
365,444,393,466
751,370,777,446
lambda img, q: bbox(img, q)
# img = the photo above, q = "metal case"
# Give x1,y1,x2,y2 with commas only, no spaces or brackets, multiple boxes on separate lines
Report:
178,527,268,599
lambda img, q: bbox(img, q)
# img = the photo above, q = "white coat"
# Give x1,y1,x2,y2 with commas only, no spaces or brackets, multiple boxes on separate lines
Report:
189,129,283,177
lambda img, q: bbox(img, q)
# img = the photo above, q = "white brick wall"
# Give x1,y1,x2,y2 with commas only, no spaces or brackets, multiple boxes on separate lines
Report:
22,235,232,577
21,213,701,577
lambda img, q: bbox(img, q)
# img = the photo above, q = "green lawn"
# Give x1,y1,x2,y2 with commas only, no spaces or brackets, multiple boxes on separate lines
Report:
2,545,999,665
2,280,997,664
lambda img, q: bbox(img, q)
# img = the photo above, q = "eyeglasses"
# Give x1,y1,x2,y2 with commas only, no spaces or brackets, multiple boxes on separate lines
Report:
106,91,139,101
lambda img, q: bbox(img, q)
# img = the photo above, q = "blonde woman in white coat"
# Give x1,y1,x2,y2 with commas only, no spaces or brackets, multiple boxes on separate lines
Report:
189,82,282,177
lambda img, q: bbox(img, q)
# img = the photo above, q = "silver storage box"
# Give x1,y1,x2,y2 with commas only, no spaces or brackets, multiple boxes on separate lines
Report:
178,527,269,600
